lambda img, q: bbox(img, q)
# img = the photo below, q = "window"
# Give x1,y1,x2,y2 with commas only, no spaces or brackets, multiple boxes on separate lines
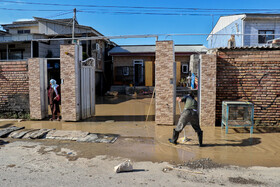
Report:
123,67,129,76
258,30,274,44
17,30,30,34
182,64,188,73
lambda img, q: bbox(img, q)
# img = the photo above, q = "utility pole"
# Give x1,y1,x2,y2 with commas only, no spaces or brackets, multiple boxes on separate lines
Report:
72,8,76,44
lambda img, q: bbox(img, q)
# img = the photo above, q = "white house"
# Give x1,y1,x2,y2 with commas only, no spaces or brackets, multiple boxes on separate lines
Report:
207,14,280,48
0,17,110,66
0,17,115,95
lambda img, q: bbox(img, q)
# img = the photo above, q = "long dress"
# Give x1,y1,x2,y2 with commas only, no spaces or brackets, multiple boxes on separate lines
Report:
48,85,60,119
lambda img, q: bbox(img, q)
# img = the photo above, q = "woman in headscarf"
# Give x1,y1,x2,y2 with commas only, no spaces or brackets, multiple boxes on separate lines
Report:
48,79,61,121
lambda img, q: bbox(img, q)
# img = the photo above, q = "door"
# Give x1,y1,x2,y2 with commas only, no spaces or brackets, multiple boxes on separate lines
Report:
81,58,95,119
133,60,144,86
145,61,153,86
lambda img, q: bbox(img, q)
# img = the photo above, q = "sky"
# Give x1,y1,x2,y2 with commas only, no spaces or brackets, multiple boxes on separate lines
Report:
1,0,280,47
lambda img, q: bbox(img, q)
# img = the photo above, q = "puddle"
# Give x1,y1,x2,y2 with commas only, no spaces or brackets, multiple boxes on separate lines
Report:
0,95,279,167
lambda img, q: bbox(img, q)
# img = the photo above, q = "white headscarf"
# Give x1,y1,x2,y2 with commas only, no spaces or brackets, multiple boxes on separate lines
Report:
50,79,58,96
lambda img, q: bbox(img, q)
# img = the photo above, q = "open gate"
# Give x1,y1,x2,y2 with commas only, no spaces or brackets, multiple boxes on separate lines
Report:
80,57,95,119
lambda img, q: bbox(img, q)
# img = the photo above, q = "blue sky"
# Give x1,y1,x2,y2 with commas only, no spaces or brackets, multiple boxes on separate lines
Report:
1,0,280,47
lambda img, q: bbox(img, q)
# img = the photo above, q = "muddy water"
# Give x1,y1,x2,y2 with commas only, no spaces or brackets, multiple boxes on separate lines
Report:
157,125,280,167
1,96,279,167
1,120,280,167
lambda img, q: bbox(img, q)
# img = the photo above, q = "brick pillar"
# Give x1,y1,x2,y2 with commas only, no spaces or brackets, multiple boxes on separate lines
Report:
199,54,216,126
28,58,47,119
155,41,175,125
60,44,81,121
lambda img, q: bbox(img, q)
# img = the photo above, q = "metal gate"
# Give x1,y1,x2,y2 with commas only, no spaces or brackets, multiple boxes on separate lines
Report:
80,57,95,119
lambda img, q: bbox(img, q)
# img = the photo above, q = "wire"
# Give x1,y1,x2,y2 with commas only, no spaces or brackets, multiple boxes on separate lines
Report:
77,10,227,16
46,11,73,19
0,7,70,12
2,0,280,13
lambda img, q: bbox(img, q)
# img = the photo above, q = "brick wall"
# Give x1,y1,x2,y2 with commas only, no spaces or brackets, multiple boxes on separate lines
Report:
28,58,48,119
60,44,81,121
216,49,280,125
155,41,175,125
0,60,29,114
200,54,216,126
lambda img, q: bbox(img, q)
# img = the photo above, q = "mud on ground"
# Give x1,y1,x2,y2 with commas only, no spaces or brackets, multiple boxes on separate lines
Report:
1,139,280,186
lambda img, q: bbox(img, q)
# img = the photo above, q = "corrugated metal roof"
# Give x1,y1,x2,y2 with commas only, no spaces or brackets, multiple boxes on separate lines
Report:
0,30,7,35
217,45,280,50
109,45,207,55
1,17,103,36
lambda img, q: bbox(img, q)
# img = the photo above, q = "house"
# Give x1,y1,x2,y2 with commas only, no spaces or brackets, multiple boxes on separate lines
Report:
108,44,207,87
0,17,115,94
207,14,280,48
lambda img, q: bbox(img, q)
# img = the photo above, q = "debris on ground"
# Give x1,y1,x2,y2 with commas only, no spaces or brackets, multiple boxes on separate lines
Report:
9,129,37,139
29,129,54,139
163,165,204,174
0,127,119,143
45,130,89,141
228,176,265,185
105,91,118,97
0,126,24,138
181,158,225,170
114,160,133,173
0,139,9,145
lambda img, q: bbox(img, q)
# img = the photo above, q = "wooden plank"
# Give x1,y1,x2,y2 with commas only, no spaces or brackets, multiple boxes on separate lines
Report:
176,61,181,86
145,61,153,86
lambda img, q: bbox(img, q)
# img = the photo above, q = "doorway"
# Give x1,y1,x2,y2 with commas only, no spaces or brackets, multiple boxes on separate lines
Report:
47,59,61,119
133,60,144,86
47,59,60,85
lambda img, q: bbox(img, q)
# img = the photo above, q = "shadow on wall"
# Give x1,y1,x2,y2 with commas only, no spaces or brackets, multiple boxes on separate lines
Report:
0,94,30,119
216,58,239,125
216,53,280,126
0,65,7,81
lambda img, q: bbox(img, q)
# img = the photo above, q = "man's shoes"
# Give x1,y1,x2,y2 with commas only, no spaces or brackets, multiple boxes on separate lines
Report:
169,129,180,145
197,131,203,147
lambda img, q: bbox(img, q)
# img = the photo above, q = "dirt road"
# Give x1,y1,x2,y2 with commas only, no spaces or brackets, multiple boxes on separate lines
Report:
1,137,280,187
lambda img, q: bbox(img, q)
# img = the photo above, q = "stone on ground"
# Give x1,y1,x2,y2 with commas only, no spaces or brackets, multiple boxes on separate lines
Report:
9,129,38,139
46,130,89,141
77,133,119,143
0,126,24,138
29,129,53,139
114,160,133,173
76,133,98,142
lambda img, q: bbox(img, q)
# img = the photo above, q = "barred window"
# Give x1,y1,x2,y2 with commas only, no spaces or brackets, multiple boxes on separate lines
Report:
258,30,274,44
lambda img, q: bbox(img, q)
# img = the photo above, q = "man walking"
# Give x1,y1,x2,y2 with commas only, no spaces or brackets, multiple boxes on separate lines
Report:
169,93,203,147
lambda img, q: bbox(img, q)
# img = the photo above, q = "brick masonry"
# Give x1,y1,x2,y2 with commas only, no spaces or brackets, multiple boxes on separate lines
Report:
60,44,80,121
155,41,175,125
216,49,280,125
0,60,29,114
200,54,217,126
28,58,45,119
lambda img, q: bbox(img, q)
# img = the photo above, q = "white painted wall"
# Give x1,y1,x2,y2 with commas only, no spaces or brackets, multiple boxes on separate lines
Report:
244,20,280,46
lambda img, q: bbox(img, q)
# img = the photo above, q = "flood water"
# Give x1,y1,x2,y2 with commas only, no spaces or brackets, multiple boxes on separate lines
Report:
1,96,280,167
